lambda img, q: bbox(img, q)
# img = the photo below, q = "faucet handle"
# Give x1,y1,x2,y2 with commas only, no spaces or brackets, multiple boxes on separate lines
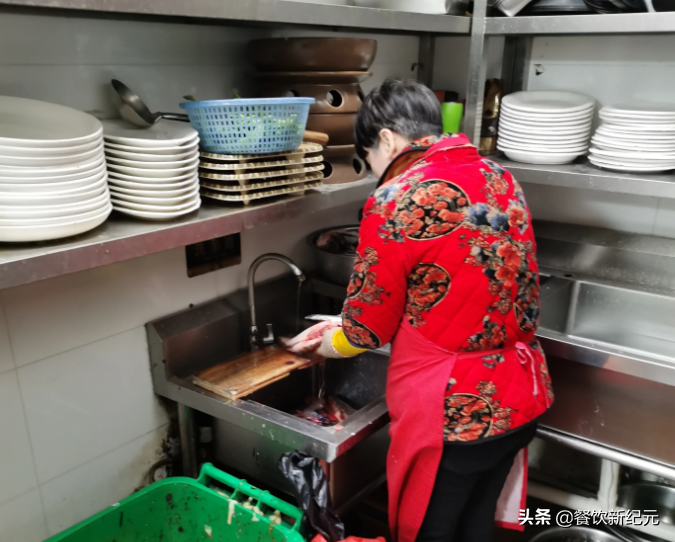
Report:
262,323,275,345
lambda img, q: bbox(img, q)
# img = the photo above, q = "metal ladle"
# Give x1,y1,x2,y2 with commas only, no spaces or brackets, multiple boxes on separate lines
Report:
111,79,189,128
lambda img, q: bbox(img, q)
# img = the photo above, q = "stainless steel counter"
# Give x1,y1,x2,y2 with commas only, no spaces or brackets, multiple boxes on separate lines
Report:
147,276,390,461
147,275,390,510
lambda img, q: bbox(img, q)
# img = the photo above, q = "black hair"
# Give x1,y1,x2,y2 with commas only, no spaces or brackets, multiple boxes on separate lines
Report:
354,78,443,160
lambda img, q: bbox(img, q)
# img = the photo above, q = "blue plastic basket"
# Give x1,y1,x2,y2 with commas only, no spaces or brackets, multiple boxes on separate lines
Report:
180,98,315,155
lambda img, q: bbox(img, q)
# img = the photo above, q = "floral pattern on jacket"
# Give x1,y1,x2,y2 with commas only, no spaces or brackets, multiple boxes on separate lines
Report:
342,133,553,441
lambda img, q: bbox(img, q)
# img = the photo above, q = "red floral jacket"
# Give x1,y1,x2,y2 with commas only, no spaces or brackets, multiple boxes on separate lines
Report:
342,134,554,442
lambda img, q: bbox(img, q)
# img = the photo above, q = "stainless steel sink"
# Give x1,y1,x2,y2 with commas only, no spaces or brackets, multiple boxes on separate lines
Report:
538,276,675,387
146,275,390,511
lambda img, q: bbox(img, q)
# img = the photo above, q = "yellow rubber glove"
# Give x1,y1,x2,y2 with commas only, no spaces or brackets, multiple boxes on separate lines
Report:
316,327,368,359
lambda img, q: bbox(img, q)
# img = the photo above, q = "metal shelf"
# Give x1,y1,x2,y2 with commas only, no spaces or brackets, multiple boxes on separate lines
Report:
0,178,376,290
485,11,675,36
0,0,471,34
495,154,675,198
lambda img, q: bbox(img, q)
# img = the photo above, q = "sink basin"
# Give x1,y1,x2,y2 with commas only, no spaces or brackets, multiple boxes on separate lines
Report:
538,276,675,385
146,274,392,512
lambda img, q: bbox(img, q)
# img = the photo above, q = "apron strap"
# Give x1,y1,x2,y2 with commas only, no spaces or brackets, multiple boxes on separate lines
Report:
515,342,538,397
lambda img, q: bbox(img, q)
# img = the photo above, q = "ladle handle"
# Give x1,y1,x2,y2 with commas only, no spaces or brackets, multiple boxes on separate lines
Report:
159,112,190,122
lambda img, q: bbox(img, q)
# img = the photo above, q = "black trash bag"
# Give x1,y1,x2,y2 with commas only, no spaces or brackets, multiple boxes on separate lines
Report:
279,451,345,542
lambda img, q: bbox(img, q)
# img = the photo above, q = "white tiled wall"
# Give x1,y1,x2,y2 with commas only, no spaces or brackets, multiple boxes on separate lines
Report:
0,10,390,539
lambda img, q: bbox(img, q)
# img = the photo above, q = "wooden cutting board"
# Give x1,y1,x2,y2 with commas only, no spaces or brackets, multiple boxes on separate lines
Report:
192,345,312,400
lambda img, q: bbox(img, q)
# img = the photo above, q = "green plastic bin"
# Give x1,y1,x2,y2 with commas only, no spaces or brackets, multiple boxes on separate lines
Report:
46,463,305,542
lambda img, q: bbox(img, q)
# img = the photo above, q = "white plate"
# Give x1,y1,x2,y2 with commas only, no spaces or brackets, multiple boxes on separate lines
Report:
499,134,590,147
112,193,200,212
0,205,111,242
0,191,110,219
105,155,199,170
595,126,675,142
0,184,107,205
108,176,199,192
499,114,592,129
502,148,585,165
0,96,103,148
102,119,199,148
499,124,592,138
603,123,675,134
0,201,110,226
107,162,198,178
589,157,675,172
500,108,593,123
589,147,675,161
0,155,105,178
500,106,594,122
110,188,199,206
104,140,199,156
498,141,588,153
0,171,107,193
104,147,198,162
113,199,201,221
0,144,103,168
107,169,197,184
588,154,675,168
599,113,675,125
353,0,459,13
0,161,107,184
602,103,675,117
108,183,199,198
591,135,675,152
502,91,595,115
0,139,102,157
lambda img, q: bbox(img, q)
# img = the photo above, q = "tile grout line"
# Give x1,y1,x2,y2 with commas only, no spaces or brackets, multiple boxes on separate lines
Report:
0,293,17,371
13,367,50,533
652,197,663,237
38,423,170,537
38,423,171,489
13,323,152,371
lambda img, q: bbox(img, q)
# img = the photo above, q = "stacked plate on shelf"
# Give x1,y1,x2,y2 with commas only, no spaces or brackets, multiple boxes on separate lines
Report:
589,104,675,172
103,120,201,220
199,142,325,205
0,96,111,242
497,90,595,165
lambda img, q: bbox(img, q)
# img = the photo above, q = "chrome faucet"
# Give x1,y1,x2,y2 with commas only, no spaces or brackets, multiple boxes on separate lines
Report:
248,253,306,350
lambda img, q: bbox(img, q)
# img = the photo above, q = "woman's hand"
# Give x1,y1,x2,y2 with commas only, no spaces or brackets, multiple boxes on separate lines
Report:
282,320,368,360
281,321,342,356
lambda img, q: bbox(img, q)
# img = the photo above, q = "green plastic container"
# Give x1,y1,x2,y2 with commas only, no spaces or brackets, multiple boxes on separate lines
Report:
46,463,304,542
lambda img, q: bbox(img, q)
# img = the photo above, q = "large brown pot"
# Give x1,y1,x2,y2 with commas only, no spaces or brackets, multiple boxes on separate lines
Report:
250,38,377,73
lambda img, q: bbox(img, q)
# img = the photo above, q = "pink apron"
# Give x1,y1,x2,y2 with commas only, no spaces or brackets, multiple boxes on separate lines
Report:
386,321,530,542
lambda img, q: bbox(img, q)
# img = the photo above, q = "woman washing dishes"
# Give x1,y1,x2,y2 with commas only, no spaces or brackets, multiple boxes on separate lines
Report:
286,79,554,542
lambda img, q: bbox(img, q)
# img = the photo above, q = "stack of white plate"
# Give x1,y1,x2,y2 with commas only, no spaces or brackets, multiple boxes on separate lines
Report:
103,120,201,221
589,104,675,172
0,96,110,242
497,90,595,165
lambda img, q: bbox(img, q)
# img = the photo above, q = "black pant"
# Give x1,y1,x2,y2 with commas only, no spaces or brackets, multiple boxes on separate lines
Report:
416,422,538,542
